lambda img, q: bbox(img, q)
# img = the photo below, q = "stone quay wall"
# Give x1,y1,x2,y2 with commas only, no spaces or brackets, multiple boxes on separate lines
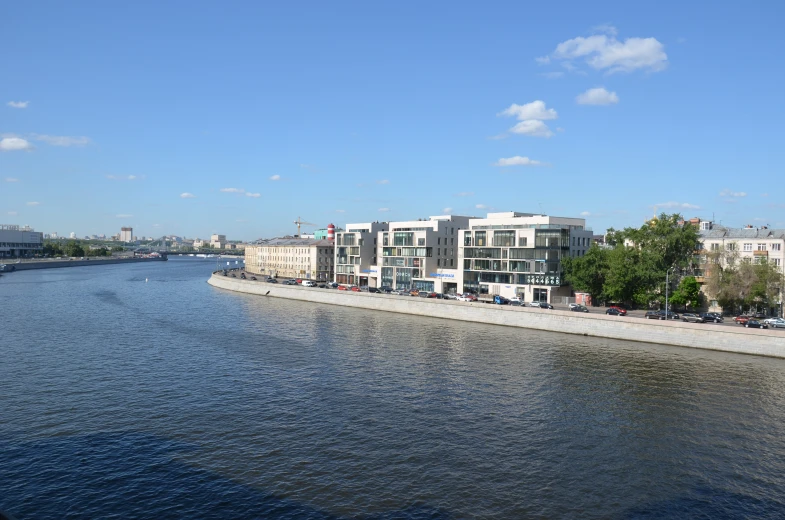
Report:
208,273,785,358
6,257,167,271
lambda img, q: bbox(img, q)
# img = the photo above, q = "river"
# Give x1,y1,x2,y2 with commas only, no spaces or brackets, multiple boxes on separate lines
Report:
2,257,785,518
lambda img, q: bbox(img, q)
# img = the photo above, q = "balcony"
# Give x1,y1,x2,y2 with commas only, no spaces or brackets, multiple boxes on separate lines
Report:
753,250,768,256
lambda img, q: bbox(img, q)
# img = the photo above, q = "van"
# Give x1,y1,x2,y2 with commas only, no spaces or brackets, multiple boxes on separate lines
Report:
302,280,316,287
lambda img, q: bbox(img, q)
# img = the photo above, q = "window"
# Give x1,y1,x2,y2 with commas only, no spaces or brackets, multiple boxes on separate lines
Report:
774,258,781,266
438,248,441,255
438,238,441,245
475,231,486,247
520,237,528,247
437,259,441,266
727,243,736,251
710,243,719,251
451,238,454,245
772,243,781,251
743,243,752,252
493,230,516,247
418,238,425,246
450,259,454,266
757,243,766,251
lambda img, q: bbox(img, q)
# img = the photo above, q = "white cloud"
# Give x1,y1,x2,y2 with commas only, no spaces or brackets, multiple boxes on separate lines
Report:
719,189,747,198
499,100,558,121
454,192,474,197
5,177,19,182
26,201,40,206
7,101,29,109
270,175,281,181
476,204,487,209
494,156,545,167
31,134,91,147
377,179,390,184
180,192,196,199
547,31,668,74
128,175,137,180
580,211,592,216
245,192,261,198
556,127,565,132
220,188,245,193
378,207,390,212
655,201,701,210
535,56,550,64
442,207,453,214
335,209,346,213
0,137,32,151
576,87,619,105
7,211,18,216
509,120,554,138
591,24,618,36
116,214,133,218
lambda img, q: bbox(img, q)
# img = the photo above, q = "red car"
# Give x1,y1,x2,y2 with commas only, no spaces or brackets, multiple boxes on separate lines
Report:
607,306,627,316
351,286,361,292
338,285,348,291
734,315,751,325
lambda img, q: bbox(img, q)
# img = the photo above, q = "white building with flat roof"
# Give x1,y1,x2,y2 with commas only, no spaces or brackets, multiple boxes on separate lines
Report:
334,221,389,286
0,224,44,258
458,212,593,303
120,227,133,242
367,215,472,292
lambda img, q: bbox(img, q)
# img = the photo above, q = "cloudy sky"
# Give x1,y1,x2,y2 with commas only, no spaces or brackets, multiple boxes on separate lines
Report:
2,2,784,240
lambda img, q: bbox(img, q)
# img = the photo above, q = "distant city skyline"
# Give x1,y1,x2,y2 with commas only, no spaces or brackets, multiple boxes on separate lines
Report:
2,2,784,241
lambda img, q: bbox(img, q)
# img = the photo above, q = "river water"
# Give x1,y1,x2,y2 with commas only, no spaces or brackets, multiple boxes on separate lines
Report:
2,257,785,519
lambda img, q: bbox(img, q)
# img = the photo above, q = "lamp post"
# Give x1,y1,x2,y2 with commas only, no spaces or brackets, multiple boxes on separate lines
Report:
665,266,676,320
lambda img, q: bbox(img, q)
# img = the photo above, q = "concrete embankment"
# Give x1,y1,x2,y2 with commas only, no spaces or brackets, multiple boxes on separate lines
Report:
208,273,785,358
5,257,167,271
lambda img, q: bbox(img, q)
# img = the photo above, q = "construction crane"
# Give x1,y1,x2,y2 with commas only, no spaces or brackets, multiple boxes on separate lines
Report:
293,216,316,236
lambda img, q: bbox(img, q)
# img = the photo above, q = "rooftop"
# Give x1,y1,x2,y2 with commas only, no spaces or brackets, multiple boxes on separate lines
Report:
700,226,785,240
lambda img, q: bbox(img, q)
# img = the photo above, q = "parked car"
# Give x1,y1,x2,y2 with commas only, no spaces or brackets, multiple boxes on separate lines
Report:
645,311,665,320
509,301,524,306
328,282,339,288
682,313,706,323
533,302,553,309
745,319,768,329
753,312,767,319
510,297,524,305
408,289,420,296
606,308,626,316
303,281,316,287
457,293,477,302
443,293,458,300
528,301,541,307
700,312,723,323
267,278,278,283
493,295,510,305
318,283,327,288
351,286,361,292
379,286,393,293
734,315,751,325
368,287,381,293
570,305,589,313
338,285,349,291
763,318,785,328
250,276,257,281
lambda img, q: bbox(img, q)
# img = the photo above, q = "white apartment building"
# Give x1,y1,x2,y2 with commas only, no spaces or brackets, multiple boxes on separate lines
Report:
699,222,785,271
245,238,335,281
334,221,389,286
458,212,594,303
0,224,44,258
120,227,133,242
368,215,472,292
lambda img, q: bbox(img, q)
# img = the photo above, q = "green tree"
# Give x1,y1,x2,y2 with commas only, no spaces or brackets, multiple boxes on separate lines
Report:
669,276,701,309
63,241,85,257
562,244,609,303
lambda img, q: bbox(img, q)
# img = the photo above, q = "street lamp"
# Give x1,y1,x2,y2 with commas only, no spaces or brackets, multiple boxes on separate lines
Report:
665,266,676,320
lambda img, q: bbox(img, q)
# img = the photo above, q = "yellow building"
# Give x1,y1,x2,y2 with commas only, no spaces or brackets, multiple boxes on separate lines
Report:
245,238,335,281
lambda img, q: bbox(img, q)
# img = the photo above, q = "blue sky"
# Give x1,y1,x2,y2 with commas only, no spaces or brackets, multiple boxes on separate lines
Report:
2,1,784,240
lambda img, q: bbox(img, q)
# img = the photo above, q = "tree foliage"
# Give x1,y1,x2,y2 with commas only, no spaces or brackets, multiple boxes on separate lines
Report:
704,248,784,313
563,213,701,307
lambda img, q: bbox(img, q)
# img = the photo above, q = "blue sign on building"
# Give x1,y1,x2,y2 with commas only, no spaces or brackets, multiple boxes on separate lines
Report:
428,272,455,278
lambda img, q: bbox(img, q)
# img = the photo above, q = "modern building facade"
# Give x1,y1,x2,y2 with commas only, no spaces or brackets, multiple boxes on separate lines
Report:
366,215,471,292
0,224,44,258
458,212,594,303
245,238,335,281
334,221,389,286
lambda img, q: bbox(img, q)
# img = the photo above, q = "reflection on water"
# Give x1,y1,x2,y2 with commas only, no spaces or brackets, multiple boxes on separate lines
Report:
1,258,784,519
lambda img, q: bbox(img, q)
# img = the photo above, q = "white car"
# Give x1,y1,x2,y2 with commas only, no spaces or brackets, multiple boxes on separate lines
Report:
529,301,541,307
509,297,523,304
763,317,785,329
568,303,579,310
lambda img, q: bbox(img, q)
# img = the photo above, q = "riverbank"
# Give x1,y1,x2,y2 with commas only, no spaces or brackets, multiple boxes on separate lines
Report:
208,272,785,358
2,256,167,271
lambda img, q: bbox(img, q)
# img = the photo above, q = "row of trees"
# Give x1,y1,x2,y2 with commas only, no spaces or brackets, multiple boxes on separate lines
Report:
563,213,784,313
563,213,701,308
43,240,124,258
703,249,784,314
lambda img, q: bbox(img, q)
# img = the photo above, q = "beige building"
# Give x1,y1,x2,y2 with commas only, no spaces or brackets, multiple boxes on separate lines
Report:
245,238,335,281
210,234,227,248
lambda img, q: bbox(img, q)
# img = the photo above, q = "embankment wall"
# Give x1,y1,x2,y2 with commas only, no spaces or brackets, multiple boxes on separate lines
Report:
7,257,166,271
208,274,785,358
